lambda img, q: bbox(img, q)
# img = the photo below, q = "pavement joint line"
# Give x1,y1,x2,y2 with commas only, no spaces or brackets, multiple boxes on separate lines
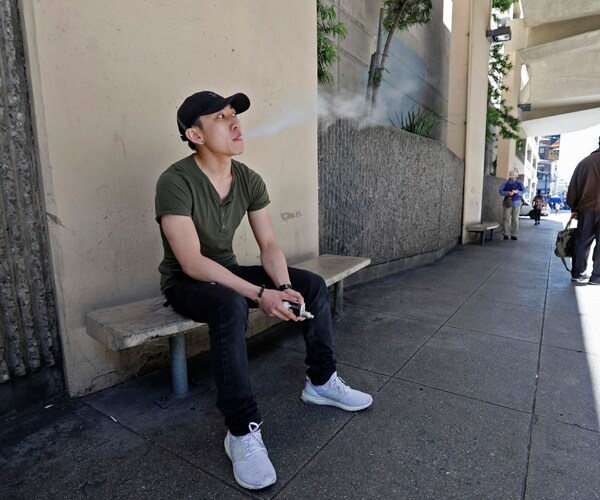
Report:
79,401,256,499
366,280,475,299
541,343,600,358
382,239,526,385
438,324,542,346
271,402,374,499
388,376,535,416
260,336,405,382
520,233,555,500
349,303,447,327
534,413,600,435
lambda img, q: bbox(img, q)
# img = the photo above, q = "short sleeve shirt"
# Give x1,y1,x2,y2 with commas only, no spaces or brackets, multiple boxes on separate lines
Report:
155,155,270,292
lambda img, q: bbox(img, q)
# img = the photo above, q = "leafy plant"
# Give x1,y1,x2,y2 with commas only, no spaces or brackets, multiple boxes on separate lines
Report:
317,0,347,84
389,106,440,138
491,0,518,21
366,0,432,114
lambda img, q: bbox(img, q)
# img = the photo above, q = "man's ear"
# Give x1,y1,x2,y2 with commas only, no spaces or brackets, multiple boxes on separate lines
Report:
185,127,204,146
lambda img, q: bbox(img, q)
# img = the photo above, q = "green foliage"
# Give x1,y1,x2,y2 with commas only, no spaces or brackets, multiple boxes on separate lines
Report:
486,42,522,147
492,0,518,12
491,0,519,22
389,106,441,138
373,68,384,87
317,0,347,84
382,0,432,32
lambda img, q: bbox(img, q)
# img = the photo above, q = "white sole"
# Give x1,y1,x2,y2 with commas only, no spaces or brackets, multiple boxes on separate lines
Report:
224,435,277,490
301,390,373,411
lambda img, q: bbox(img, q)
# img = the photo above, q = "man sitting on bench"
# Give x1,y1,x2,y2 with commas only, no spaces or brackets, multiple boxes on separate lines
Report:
155,90,372,490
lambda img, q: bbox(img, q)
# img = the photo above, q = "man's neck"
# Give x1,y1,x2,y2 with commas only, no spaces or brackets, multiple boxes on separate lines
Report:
193,150,232,178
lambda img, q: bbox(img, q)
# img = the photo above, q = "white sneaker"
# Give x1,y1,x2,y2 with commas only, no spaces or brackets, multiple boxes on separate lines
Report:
301,372,373,411
224,422,276,490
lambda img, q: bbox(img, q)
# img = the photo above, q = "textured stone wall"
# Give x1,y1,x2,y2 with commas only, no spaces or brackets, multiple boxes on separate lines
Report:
0,0,63,412
482,175,505,223
318,119,464,274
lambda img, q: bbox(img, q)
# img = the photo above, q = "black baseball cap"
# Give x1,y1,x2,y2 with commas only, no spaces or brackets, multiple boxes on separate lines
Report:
177,91,250,140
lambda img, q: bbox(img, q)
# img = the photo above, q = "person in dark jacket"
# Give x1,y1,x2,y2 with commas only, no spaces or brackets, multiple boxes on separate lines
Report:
532,189,545,225
567,138,600,285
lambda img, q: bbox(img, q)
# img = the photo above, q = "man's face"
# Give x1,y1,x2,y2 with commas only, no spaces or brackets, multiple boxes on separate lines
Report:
195,105,244,157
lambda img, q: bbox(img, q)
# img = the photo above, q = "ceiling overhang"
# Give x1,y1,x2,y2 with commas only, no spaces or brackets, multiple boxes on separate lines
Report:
514,0,600,135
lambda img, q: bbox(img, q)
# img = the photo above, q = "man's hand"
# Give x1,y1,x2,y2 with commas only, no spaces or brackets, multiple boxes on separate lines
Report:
571,211,578,220
257,289,306,322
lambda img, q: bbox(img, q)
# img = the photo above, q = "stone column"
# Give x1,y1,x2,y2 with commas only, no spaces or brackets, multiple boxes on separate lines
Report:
0,0,63,412
447,0,493,241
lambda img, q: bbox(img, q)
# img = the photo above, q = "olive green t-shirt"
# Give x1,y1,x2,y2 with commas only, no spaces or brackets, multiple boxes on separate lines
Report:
155,155,270,292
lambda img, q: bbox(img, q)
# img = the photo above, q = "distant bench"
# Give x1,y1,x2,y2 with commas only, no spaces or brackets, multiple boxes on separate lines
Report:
86,255,370,405
466,221,500,245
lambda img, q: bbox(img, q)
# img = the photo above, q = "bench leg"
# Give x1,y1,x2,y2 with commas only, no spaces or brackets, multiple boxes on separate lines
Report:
333,280,344,316
170,334,189,398
480,231,485,245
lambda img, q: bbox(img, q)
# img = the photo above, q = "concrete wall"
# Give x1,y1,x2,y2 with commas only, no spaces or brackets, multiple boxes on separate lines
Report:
319,118,464,281
21,1,318,396
322,0,451,141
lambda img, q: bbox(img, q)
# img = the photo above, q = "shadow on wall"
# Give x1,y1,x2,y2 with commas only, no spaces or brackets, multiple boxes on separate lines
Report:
318,118,464,283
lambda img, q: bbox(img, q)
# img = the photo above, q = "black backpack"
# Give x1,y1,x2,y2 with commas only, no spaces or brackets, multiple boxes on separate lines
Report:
554,217,578,271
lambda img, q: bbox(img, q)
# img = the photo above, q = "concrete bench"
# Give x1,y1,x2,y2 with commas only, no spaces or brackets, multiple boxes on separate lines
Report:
86,255,370,405
467,222,500,245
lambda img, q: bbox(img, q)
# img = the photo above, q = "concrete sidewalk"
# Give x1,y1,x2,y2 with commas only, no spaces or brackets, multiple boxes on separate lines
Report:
2,213,600,499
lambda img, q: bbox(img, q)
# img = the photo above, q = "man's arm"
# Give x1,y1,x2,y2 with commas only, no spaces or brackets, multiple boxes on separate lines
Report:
248,207,306,306
161,214,301,321
567,163,581,218
498,180,510,196
161,214,259,297
248,208,290,287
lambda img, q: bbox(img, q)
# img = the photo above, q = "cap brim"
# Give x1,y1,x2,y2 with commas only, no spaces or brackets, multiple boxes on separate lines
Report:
203,93,250,116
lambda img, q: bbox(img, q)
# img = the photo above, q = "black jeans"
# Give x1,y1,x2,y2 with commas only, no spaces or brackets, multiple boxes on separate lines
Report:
572,211,600,281
164,265,337,435
534,208,542,223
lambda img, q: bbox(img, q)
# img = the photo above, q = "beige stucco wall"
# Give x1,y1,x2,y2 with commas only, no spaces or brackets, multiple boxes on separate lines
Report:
20,1,318,396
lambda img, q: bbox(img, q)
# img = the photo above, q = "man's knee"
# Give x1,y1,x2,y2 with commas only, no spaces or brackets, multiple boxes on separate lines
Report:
291,268,326,293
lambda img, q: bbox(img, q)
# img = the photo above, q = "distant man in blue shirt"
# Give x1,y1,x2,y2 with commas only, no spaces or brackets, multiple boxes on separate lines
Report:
499,170,526,240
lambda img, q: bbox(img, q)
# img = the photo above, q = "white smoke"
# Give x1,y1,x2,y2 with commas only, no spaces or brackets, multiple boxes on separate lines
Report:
244,107,307,138
244,87,422,138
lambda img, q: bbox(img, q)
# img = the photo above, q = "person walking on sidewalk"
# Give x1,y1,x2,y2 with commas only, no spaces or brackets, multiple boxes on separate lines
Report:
532,189,544,225
567,137,600,285
499,170,526,240
155,90,372,490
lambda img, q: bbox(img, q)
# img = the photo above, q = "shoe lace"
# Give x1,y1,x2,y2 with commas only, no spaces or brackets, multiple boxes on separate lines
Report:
241,422,267,457
329,375,350,396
